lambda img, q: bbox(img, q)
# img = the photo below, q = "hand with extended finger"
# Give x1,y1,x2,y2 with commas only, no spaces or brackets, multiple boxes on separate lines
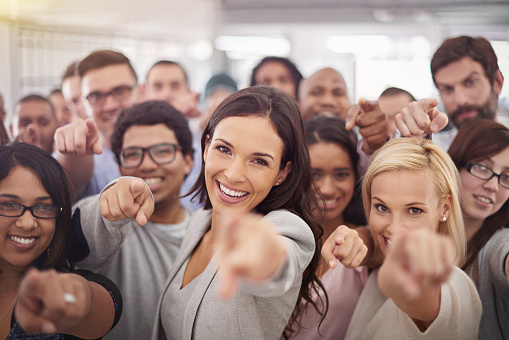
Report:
15,268,92,335
345,99,389,155
217,213,287,299
321,225,368,270
100,177,154,226
170,91,201,119
379,229,455,299
54,118,102,157
394,98,448,137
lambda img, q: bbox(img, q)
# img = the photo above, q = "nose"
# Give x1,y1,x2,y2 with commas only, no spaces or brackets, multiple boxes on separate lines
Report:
482,175,500,192
453,87,471,108
102,93,121,113
318,176,335,197
16,209,37,231
319,91,336,107
139,151,158,171
386,215,408,235
224,157,246,183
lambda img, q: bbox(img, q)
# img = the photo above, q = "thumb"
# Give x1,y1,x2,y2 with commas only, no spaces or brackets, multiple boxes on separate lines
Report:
418,98,439,113
345,104,361,130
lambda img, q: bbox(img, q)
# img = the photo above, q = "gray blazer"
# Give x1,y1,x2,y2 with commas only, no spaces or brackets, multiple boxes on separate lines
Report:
151,208,315,340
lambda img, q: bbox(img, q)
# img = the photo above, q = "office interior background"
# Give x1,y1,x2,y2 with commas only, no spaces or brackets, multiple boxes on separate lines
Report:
0,0,508,127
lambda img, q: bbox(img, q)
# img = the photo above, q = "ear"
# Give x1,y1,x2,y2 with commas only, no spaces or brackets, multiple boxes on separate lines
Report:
183,153,194,176
203,134,211,164
493,69,504,96
441,194,452,221
274,161,292,186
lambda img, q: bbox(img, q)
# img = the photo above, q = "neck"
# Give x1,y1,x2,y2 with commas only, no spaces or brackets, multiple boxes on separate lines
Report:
0,265,24,294
463,215,484,241
150,199,185,224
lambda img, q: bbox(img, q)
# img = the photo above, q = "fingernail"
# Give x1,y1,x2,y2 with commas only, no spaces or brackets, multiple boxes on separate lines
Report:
430,123,438,132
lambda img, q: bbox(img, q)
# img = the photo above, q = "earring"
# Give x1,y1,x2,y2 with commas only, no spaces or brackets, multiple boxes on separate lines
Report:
276,182,279,186
442,216,447,222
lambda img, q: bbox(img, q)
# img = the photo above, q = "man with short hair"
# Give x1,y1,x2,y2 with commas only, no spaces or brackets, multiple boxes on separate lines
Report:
13,94,59,154
55,50,140,199
49,89,72,127
61,61,87,120
144,60,200,119
76,100,193,340
395,36,504,150
299,67,351,121
378,87,416,138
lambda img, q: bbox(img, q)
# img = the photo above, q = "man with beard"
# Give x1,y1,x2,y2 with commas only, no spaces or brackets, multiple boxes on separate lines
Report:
394,36,504,150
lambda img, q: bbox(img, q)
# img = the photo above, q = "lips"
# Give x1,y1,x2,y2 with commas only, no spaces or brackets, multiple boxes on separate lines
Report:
143,177,164,191
8,235,37,246
219,182,248,199
317,197,340,210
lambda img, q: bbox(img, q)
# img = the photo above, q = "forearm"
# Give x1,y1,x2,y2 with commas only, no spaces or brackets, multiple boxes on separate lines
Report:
378,263,441,329
67,280,115,339
57,151,94,199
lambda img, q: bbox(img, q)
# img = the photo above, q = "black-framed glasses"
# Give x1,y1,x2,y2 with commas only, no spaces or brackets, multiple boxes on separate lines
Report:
120,143,182,169
464,162,509,189
0,202,62,219
85,85,135,107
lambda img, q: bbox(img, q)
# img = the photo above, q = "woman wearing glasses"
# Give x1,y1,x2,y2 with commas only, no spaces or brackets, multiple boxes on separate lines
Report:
448,119,509,340
0,142,122,340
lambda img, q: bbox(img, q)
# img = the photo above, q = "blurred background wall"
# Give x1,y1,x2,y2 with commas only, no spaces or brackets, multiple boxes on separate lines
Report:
1,0,508,126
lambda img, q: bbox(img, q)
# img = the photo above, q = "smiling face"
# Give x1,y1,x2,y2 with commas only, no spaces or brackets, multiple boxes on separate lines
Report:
82,64,138,147
459,146,509,227
203,116,291,216
119,124,193,210
0,166,56,272
15,100,59,154
369,170,450,256
434,56,501,127
309,142,355,225
299,68,351,121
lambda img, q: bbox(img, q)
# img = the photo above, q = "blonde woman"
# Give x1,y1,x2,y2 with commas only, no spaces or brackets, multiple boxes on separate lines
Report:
324,137,481,339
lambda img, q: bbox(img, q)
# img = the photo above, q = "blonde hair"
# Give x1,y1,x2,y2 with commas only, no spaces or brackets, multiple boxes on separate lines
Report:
362,137,466,265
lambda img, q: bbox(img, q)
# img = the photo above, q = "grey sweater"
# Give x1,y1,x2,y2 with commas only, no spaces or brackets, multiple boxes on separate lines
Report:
475,227,509,340
75,193,190,340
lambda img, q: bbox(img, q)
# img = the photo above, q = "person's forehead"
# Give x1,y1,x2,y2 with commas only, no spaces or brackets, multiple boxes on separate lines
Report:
434,56,488,85
17,100,53,116
308,69,345,88
82,64,136,92
122,123,178,147
147,64,186,83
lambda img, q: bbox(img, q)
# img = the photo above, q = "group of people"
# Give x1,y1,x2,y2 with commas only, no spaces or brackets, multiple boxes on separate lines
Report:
0,33,507,340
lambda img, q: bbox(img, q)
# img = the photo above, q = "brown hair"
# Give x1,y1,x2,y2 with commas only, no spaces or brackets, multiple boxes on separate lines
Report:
448,119,509,269
78,50,137,82
431,36,499,87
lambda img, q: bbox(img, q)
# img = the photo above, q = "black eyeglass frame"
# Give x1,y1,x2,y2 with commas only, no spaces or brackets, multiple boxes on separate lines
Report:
120,143,183,169
464,162,509,189
0,203,62,219
84,84,135,107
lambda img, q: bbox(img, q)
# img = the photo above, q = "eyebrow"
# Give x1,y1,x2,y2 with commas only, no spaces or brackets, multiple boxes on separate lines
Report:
215,138,275,161
372,196,427,206
0,193,52,201
437,71,480,87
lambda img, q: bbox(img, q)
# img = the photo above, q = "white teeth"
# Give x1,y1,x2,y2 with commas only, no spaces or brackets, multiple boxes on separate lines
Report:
144,177,162,185
9,236,36,245
385,237,392,246
324,199,337,206
476,195,492,204
219,183,247,198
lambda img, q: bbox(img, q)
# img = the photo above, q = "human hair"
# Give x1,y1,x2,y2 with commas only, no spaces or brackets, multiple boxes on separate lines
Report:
0,142,71,270
16,94,56,119
78,50,137,83
250,57,303,100
362,137,466,265
379,87,416,101
146,60,189,86
189,86,325,338
431,36,499,87
448,119,509,269
0,121,9,145
111,100,193,164
304,115,366,226
61,61,79,84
